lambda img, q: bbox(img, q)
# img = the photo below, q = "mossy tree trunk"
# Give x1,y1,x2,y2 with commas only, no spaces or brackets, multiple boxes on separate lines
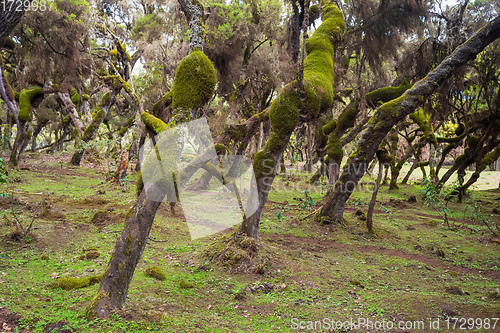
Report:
30,118,49,152
241,2,346,239
10,87,44,166
86,189,162,319
456,145,500,199
318,16,500,224
389,139,426,190
87,0,216,317
70,91,117,166
58,92,85,137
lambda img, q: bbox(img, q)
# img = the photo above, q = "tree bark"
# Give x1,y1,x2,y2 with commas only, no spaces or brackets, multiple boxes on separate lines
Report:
86,189,161,319
367,160,383,233
318,15,500,224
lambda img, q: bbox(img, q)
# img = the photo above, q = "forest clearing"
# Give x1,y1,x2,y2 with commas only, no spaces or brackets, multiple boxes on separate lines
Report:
0,152,498,332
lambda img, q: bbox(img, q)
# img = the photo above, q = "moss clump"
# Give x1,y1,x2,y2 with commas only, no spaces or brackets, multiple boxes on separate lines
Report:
152,91,173,115
214,143,227,154
18,87,43,122
83,110,105,140
171,49,217,117
269,84,301,136
323,119,337,136
70,88,81,106
409,108,437,146
86,250,100,259
136,171,144,197
49,273,103,290
302,3,345,119
253,150,274,180
100,92,110,107
365,79,411,108
179,280,194,288
326,134,343,161
41,254,50,261
467,136,479,147
144,265,166,281
337,98,360,133
141,112,169,134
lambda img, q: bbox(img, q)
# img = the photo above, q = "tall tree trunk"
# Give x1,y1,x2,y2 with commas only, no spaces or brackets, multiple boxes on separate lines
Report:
87,0,215,318
86,190,161,319
318,16,500,223
367,160,383,233
241,2,346,238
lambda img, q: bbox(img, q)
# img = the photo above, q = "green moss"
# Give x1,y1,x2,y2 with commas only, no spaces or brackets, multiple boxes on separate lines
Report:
100,92,110,107
171,49,217,117
253,150,274,180
268,84,300,136
309,4,320,21
86,250,100,259
18,87,43,122
0,57,15,102
337,98,360,133
409,108,437,146
365,79,411,107
141,112,168,134
467,136,479,147
326,134,343,161
476,148,500,173
214,143,226,154
70,88,81,106
49,273,103,290
323,119,336,136
152,91,173,115
83,110,105,140
85,290,108,320
136,171,143,197
179,280,194,288
302,3,345,118
144,265,166,281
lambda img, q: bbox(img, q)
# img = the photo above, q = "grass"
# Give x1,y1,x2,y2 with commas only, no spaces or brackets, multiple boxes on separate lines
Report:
0,153,499,332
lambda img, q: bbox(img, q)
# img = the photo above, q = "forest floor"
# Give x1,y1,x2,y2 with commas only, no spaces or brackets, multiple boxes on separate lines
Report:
0,151,499,332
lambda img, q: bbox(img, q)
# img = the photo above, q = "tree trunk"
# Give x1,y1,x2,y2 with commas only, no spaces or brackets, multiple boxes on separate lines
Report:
86,189,161,319
30,119,48,152
401,158,418,184
318,15,500,223
241,3,346,237
87,0,214,317
367,160,383,233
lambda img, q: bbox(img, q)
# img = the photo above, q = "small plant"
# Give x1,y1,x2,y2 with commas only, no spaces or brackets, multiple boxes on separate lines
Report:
421,177,458,229
380,203,396,225
302,190,315,206
352,197,369,207
464,193,499,236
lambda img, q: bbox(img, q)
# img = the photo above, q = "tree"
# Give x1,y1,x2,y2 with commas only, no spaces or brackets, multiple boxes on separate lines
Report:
318,15,500,224
240,1,346,239
86,0,217,318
